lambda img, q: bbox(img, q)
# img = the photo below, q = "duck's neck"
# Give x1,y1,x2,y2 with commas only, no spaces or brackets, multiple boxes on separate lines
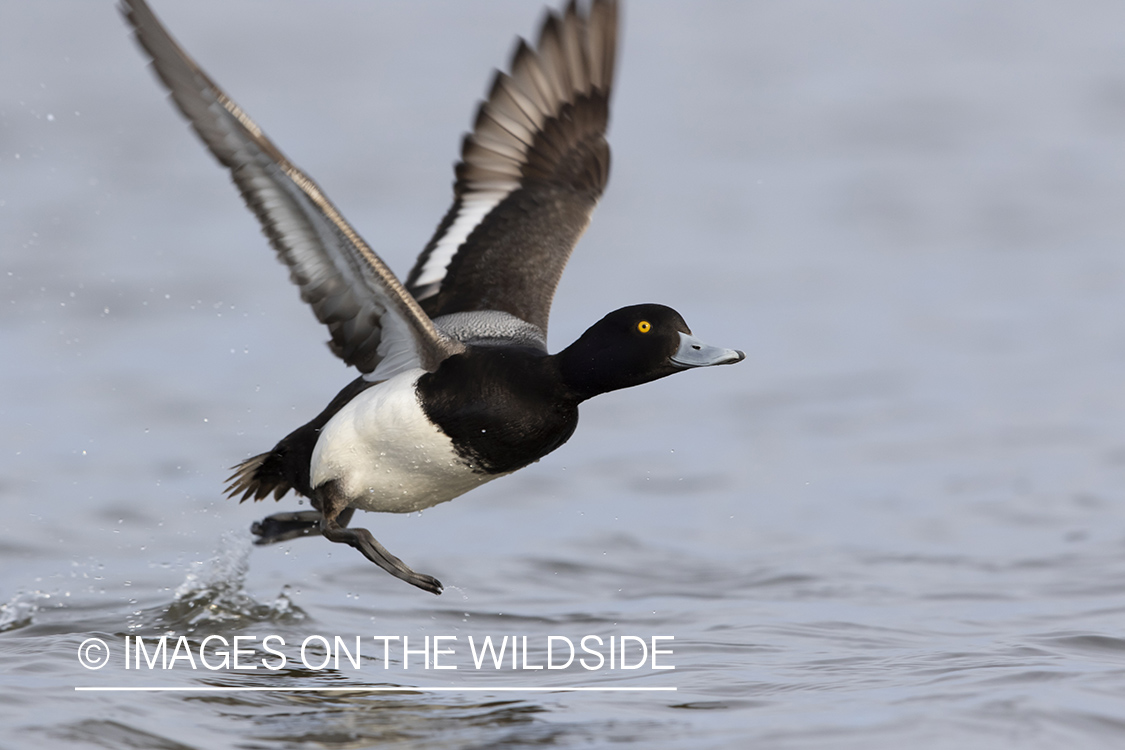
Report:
555,334,657,402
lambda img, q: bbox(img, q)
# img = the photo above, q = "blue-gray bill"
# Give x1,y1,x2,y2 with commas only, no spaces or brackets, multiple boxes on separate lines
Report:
670,332,746,368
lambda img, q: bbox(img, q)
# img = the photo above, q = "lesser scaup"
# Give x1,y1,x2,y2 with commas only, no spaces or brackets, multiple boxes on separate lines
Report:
123,0,744,594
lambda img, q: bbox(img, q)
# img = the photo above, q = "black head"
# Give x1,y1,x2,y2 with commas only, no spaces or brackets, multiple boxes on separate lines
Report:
558,303,744,400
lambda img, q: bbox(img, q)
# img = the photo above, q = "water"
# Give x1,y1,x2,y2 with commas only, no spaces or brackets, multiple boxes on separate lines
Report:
4,1,1125,747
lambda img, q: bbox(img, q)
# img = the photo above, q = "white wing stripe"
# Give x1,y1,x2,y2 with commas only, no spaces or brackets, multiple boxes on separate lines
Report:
403,0,617,326
412,190,514,289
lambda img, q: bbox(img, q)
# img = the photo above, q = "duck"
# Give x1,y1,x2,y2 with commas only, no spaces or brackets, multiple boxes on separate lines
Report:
122,0,744,595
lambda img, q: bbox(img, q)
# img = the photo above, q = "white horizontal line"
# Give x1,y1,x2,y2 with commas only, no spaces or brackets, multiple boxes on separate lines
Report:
75,686,676,693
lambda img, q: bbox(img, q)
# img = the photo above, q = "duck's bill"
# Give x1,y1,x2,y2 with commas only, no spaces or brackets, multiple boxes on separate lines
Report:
670,332,746,368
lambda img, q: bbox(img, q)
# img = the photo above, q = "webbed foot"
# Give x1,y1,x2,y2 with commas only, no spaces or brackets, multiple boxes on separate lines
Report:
322,520,443,595
251,507,355,545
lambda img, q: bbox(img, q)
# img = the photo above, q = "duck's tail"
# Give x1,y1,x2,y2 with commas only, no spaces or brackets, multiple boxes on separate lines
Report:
225,450,294,503
223,375,379,503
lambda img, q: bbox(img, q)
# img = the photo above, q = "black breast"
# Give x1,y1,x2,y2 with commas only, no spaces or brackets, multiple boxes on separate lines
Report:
416,347,580,475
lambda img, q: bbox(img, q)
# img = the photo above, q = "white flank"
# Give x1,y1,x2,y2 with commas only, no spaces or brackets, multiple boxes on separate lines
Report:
310,369,501,513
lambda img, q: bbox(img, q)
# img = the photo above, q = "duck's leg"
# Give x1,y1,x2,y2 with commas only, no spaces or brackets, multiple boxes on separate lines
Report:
251,507,355,545
317,481,443,595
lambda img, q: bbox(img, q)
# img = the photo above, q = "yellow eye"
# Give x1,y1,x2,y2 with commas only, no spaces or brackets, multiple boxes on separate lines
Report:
637,320,652,334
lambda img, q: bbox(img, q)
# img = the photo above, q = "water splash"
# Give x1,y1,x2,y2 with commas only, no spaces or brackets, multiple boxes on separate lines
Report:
171,530,253,602
131,531,306,636
0,590,52,633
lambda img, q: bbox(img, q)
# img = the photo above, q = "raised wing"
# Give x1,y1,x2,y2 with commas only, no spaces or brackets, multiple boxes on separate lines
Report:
121,0,464,378
406,0,618,339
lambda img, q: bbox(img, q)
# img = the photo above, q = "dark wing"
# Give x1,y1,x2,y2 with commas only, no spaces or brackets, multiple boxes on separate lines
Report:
121,0,464,378
406,0,618,339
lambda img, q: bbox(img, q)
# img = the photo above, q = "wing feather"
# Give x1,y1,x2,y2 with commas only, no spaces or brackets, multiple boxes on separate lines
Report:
121,0,464,376
406,0,619,336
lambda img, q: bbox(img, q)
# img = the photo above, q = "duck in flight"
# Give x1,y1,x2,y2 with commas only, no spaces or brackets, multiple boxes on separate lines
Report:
122,0,744,594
